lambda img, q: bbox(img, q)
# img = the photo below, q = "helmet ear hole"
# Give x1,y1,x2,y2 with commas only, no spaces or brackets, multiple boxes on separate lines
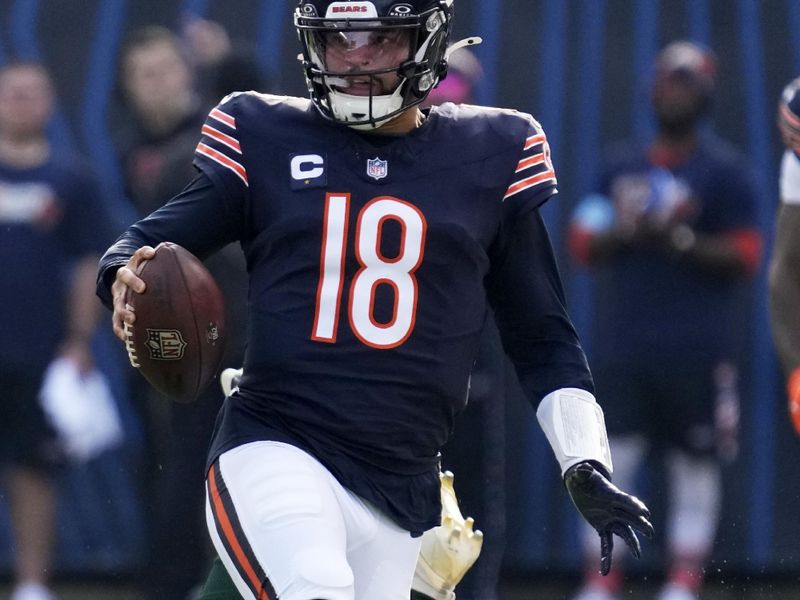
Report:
437,61,449,82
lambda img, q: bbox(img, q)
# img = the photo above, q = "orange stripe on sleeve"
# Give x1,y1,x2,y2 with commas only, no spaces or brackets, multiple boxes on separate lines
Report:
202,124,242,153
503,170,556,200
210,108,237,128
516,155,545,172
196,143,249,186
524,134,545,150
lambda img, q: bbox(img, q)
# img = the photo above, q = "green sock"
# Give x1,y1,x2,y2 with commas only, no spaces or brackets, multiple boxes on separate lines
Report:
196,557,242,600
196,554,437,600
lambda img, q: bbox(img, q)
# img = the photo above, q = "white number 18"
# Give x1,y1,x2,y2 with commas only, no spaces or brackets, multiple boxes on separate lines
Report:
311,193,427,349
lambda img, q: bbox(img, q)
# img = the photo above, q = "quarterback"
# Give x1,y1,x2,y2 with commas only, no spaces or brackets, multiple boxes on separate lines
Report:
97,1,653,599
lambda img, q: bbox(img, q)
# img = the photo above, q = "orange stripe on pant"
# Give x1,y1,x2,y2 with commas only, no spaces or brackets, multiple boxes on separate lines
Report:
208,464,272,600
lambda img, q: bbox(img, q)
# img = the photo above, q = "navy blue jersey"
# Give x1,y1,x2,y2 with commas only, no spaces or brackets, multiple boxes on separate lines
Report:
1,156,111,370
572,135,759,367
98,93,592,533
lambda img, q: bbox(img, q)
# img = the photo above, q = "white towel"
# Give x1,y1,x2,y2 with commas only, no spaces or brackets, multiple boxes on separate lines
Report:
39,357,124,462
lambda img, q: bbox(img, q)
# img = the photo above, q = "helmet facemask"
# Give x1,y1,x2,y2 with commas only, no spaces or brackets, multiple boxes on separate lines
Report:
295,2,452,130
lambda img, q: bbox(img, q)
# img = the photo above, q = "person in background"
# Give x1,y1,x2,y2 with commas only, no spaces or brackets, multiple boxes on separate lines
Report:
769,76,800,436
0,61,113,600
568,41,762,600
180,14,269,108
113,26,207,217
113,24,255,599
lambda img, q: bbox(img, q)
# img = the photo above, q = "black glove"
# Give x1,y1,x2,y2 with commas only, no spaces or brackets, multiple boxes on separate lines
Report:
564,461,654,576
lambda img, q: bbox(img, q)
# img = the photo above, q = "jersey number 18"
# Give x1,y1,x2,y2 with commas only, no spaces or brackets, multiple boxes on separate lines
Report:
311,193,427,349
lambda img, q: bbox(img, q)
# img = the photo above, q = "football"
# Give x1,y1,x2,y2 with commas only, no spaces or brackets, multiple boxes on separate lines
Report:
123,242,227,403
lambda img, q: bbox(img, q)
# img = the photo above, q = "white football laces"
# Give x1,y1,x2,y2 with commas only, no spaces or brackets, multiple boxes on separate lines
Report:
123,303,140,368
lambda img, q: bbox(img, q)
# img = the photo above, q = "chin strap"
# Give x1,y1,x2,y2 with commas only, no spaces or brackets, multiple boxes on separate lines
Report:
445,36,482,60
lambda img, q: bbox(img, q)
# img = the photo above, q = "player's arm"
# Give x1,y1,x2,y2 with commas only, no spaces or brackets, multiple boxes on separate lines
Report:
62,254,105,368
772,79,800,435
61,163,120,368
769,190,800,434
657,223,761,277
487,207,653,575
568,192,761,277
769,202,800,371
97,171,243,341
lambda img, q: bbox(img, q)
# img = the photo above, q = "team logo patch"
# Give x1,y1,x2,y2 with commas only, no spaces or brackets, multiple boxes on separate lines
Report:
290,153,327,190
145,329,187,360
367,157,388,180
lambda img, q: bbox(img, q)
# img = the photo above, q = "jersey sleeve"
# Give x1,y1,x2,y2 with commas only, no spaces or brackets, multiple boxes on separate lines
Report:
501,116,558,215
487,207,594,406
193,96,250,201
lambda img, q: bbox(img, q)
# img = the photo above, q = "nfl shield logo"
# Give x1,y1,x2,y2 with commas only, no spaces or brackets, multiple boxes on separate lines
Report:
366,157,388,180
145,329,187,360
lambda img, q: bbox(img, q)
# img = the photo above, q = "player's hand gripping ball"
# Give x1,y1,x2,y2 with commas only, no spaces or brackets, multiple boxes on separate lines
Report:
123,242,227,403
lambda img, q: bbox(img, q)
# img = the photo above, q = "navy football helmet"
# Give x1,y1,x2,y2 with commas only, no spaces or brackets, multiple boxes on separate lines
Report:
295,0,465,129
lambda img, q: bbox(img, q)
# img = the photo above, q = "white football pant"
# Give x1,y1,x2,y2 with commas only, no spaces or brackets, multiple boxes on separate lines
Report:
206,441,422,600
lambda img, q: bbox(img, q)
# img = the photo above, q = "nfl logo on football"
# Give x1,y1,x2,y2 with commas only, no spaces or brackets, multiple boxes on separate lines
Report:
366,157,388,180
146,328,187,360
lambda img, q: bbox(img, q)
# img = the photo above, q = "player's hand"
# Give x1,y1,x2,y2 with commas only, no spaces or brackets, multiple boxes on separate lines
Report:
565,461,654,576
111,246,155,342
787,368,800,435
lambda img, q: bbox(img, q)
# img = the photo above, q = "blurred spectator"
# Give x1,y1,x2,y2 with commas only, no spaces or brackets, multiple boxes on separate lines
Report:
113,25,205,216
769,77,800,435
112,24,255,600
568,41,762,600
180,14,269,106
422,47,505,600
0,61,113,600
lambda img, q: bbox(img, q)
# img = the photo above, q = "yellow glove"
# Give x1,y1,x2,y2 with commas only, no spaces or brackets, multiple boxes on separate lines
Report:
412,471,484,600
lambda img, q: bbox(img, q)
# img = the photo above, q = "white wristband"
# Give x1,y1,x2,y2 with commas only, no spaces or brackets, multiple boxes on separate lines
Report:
536,387,613,477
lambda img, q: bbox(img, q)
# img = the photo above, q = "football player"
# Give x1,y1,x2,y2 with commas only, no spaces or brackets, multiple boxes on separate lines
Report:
770,76,800,435
97,2,653,599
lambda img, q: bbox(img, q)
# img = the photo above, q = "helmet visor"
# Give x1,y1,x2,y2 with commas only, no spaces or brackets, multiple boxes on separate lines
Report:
303,25,416,95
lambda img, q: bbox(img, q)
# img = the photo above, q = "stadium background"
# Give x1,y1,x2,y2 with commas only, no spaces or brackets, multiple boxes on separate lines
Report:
1,0,799,594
